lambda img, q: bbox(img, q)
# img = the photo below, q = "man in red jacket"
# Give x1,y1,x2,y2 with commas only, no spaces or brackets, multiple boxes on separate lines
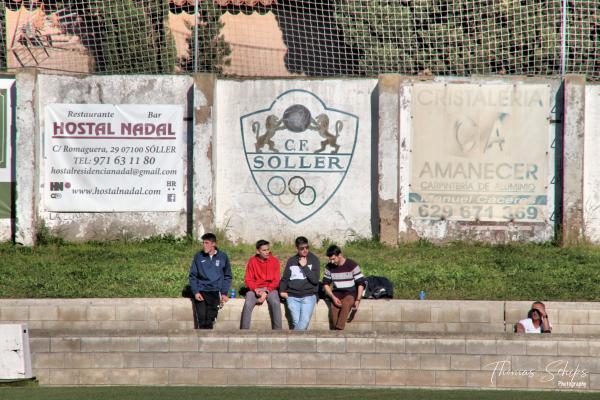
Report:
240,239,282,329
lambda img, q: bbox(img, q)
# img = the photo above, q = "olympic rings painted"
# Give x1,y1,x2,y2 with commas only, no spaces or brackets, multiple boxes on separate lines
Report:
298,185,317,206
288,176,307,196
266,175,316,207
267,176,286,196
277,192,297,206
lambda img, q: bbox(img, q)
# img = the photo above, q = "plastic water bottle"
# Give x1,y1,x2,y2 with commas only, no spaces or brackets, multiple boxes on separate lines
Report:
230,289,236,299
419,290,426,300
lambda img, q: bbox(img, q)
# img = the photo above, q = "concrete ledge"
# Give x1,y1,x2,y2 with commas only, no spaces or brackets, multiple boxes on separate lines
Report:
28,330,600,390
3,299,600,334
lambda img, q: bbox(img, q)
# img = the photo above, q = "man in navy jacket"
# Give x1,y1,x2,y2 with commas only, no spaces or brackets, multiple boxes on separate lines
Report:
188,232,233,329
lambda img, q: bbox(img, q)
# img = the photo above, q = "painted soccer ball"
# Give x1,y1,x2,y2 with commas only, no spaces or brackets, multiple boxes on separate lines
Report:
282,104,312,132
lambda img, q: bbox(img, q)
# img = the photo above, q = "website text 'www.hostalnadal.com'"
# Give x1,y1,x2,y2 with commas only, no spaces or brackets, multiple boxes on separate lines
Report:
71,186,161,196
50,166,177,178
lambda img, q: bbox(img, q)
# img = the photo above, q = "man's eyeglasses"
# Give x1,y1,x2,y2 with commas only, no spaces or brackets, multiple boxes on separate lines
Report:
298,245,309,250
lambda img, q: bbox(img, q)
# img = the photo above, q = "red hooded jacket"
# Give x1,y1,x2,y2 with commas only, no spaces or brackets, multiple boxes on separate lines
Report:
244,254,281,292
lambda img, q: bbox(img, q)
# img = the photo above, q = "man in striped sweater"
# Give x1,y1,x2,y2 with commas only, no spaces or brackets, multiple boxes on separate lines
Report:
322,244,366,330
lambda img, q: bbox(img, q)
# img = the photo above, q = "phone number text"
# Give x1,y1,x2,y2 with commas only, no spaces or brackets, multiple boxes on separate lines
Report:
415,204,542,221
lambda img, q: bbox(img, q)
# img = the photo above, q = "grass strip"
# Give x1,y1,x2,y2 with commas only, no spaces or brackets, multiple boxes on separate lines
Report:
1,386,599,400
1,236,599,300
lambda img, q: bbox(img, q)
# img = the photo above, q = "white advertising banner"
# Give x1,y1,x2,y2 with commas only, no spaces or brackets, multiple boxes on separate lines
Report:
0,82,11,180
410,83,550,223
0,79,14,221
44,104,184,212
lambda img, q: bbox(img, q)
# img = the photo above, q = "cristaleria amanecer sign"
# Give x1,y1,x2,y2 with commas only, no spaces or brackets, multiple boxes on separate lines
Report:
410,83,550,223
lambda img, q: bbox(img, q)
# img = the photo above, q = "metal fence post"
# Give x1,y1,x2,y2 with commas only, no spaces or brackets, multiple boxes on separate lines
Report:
193,0,199,73
561,0,567,76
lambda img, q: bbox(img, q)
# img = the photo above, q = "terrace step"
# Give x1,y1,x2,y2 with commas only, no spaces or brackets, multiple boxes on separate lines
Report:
3,298,600,334
25,330,600,390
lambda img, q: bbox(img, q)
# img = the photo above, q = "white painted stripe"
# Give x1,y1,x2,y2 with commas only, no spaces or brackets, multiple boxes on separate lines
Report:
334,281,356,289
331,272,354,280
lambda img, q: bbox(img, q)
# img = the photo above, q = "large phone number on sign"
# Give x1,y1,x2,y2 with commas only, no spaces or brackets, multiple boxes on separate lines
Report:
417,204,540,220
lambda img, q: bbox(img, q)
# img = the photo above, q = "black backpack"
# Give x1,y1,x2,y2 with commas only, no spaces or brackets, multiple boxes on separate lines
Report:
363,276,394,299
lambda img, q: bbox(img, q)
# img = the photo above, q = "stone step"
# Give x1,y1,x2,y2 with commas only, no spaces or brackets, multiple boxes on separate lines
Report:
4,298,600,334
27,330,600,390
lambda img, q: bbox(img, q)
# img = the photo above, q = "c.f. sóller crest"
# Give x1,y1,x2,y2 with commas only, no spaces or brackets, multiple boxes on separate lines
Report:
241,89,359,224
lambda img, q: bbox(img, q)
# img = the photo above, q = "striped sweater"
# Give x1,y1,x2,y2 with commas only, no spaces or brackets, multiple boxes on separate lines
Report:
322,259,365,297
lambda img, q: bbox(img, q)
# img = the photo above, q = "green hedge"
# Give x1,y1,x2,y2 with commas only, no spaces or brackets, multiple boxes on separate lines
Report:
90,0,176,74
334,0,598,78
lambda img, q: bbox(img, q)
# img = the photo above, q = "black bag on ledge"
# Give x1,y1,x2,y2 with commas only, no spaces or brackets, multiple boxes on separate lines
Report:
363,276,394,299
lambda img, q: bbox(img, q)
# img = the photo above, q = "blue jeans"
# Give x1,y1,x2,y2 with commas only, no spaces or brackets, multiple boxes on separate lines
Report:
286,295,317,330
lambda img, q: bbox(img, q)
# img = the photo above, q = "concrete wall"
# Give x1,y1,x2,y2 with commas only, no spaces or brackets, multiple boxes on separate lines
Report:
3,299,600,335
5,299,600,390
584,83,600,243
28,331,600,390
4,73,594,245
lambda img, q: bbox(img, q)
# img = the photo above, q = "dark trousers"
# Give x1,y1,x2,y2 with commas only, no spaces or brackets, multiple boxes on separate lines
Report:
330,294,355,330
192,291,221,329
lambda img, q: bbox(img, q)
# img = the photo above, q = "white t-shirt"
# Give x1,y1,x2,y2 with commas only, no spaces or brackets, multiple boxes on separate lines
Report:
518,318,541,333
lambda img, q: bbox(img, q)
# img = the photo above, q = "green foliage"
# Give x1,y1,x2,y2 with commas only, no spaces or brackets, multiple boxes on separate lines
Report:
89,0,176,73
2,238,600,300
334,0,597,78
180,2,231,73
35,222,66,246
140,233,191,245
0,377,38,388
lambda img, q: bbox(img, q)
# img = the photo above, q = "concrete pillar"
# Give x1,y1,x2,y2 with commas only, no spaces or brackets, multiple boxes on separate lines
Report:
562,75,586,245
192,73,216,239
15,69,38,245
377,75,400,245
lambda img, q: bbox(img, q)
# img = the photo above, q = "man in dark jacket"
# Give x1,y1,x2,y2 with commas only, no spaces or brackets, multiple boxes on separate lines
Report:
188,232,232,329
279,236,320,330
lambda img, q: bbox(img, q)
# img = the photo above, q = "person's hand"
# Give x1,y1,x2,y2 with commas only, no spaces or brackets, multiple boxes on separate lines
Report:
353,299,360,310
533,305,548,319
195,292,204,302
221,294,229,303
255,289,264,296
515,322,525,333
257,292,268,304
280,291,288,299
332,295,342,307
